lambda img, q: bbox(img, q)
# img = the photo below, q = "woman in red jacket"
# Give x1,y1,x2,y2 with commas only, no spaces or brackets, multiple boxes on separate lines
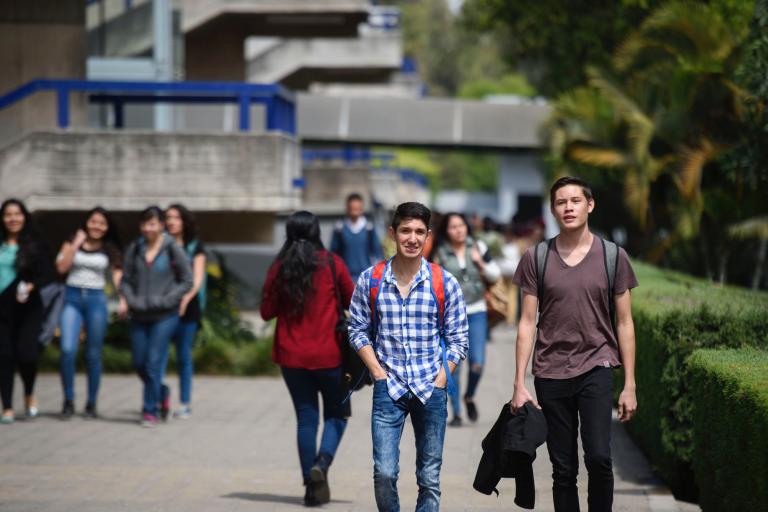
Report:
261,211,355,507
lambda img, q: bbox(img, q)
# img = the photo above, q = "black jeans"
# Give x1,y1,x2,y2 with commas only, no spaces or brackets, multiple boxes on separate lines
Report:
535,366,614,512
0,286,44,410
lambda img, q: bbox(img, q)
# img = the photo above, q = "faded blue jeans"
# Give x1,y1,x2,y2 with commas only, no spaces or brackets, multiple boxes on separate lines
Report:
130,313,179,417
449,311,488,417
160,319,198,405
372,379,448,512
59,286,108,405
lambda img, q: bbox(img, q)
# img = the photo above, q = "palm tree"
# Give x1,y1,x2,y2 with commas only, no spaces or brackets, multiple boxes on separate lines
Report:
545,0,754,261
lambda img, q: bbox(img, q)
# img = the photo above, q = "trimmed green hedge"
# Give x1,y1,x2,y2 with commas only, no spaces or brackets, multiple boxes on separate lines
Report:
687,348,768,512
626,262,768,499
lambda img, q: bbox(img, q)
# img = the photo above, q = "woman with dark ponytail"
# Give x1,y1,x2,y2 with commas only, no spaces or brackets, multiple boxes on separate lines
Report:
260,211,355,506
0,199,55,424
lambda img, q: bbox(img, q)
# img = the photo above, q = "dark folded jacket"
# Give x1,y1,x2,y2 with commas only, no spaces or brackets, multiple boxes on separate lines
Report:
473,401,547,509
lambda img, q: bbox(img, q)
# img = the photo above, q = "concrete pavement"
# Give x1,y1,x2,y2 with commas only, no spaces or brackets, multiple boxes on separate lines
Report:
0,327,697,511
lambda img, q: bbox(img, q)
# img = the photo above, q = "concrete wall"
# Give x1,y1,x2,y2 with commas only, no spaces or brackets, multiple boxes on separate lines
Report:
298,94,550,149
302,164,371,214
246,32,402,88
0,130,301,212
0,0,87,148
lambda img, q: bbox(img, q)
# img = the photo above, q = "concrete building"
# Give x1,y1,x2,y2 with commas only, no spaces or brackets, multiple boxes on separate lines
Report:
1,0,553,304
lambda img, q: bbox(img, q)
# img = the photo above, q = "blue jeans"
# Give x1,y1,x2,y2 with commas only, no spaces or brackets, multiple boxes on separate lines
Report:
130,314,179,416
372,379,448,512
449,311,487,416
161,319,198,405
59,287,108,404
281,367,348,482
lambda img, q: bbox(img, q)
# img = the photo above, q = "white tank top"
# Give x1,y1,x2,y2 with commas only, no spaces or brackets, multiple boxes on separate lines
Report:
65,249,110,289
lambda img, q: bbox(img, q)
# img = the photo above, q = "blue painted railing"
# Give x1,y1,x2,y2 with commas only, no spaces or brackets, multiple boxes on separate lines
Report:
0,79,296,135
302,147,395,166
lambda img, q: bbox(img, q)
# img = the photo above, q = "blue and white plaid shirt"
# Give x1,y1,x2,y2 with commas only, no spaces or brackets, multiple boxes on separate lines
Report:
348,258,468,404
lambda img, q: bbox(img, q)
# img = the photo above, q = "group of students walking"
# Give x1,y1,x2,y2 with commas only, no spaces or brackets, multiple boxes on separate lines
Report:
0,200,205,427
264,177,639,511
3,175,639,511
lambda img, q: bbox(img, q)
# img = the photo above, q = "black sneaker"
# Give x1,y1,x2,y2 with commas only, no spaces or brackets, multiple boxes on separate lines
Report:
309,453,332,504
449,415,463,427
464,397,478,423
61,400,74,420
303,481,320,507
84,402,98,419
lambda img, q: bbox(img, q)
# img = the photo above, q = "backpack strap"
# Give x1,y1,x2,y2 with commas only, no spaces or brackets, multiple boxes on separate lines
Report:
426,262,455,397
601,238,619,336
428,262,446,331
369,260,388,341
535,238,554,306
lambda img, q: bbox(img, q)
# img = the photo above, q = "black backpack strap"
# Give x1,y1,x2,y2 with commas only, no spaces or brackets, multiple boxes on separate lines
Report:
601,238,619,336
535,238,554,307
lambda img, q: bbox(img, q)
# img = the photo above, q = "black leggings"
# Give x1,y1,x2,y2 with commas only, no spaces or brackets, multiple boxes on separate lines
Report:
0,288,44,410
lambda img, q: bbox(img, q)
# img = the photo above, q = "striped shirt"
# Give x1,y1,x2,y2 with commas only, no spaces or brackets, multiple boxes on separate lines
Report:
348,257,469,404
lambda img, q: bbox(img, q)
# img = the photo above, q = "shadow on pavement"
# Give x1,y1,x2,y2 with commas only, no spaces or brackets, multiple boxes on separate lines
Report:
223,492,352,505
610,419,665,487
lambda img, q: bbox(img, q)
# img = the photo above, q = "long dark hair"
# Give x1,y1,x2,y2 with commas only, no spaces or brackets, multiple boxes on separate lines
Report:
166,203,198,246
1,198,41,274
436,212,472,249
275,211,324,317
81,206,122,266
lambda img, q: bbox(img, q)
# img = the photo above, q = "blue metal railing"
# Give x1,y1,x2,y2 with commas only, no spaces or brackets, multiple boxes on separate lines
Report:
302,147,396,166
368,6,401,31
0,79,296,135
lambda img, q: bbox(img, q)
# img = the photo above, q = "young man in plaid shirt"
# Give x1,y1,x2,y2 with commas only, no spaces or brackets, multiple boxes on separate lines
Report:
348,202,469,511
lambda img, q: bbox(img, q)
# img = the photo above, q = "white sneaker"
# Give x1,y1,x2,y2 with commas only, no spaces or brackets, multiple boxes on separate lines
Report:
173,405,191,419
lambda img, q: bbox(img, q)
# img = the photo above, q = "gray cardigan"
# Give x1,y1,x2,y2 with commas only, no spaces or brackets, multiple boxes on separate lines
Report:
120,234,193,321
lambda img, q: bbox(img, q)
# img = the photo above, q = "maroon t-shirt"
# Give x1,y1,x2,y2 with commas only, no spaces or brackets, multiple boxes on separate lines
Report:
513,236,638,379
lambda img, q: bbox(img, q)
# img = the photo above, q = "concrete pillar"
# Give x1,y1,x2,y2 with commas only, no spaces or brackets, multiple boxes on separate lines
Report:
0,0,86,147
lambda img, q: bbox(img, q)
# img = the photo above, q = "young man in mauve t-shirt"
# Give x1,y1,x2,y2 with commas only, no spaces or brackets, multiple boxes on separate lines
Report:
510,176,638,512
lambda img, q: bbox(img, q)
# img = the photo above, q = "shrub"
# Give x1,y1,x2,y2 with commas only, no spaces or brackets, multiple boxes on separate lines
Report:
687,348,768,512
623,262,768,499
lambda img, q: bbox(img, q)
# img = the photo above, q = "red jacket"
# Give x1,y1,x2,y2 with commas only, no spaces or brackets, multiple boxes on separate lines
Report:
260,250,355,369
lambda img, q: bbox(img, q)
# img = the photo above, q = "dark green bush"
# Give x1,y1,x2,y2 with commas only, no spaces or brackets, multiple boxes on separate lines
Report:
687,348,768,512
624,263,768,499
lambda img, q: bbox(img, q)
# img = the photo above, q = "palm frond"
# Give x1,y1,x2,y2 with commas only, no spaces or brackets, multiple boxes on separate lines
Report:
566,143,629,168
729,216,768,240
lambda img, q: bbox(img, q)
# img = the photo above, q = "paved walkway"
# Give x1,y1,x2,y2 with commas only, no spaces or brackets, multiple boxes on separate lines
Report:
0,327,697,511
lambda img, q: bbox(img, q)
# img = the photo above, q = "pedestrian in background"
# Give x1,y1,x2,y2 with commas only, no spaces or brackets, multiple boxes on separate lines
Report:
261,210,354,507
0,199,54,424
56,207,123,419
330,193,383,282
434,212,500,426
161,203,207,420
119,206,192,428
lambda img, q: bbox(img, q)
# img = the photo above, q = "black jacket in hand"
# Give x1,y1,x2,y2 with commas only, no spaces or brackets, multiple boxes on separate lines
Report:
473,401,547,509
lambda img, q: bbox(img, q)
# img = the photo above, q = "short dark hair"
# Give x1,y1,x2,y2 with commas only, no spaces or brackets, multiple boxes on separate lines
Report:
550,176,594,208
346,193,364,204
139,205,165,224
390,202,431,230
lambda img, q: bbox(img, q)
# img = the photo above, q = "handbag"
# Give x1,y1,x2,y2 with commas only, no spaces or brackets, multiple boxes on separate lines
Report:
328,254,372,393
